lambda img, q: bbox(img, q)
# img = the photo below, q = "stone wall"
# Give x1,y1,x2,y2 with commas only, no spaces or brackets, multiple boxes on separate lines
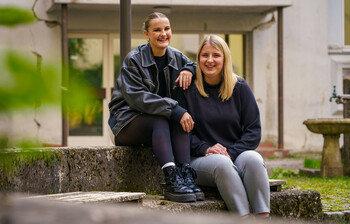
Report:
270,190,323,221
0,146,164,194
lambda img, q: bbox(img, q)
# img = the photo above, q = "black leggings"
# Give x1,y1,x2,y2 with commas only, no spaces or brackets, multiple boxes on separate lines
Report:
115,114,190,167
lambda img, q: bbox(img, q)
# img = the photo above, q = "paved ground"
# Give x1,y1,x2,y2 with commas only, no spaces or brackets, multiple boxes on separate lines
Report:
265,158,304,175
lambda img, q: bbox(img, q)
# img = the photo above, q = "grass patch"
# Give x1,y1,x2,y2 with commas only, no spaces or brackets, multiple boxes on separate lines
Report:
270,168,350,212
148,191,162,196
268,155,278,159
304,158,321,169
287,154,302,159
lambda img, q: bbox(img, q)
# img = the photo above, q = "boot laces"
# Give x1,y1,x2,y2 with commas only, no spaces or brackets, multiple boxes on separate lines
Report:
167,167,186,186
183,166,197,183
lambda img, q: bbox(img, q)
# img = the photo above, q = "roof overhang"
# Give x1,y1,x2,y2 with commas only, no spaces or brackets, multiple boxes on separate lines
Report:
48,0,292,14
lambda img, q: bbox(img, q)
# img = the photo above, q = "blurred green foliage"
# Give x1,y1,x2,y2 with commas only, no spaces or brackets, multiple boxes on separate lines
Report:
0,50,60,112
0,5,94,148
0,5,59,113
0,6,35,27
0,5,95,177
269,168,300,179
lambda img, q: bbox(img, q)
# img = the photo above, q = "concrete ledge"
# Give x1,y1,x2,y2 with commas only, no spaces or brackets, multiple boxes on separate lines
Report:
323,210,350,222
142,195,227,213
27,192,146,204
1,194,293,224
142,190,323,220
0,146,163,194
269,179,286,192
270,189,322,220
299,168,321,177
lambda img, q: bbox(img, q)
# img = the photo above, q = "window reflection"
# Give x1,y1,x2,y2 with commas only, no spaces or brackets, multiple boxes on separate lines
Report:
68,38,103,136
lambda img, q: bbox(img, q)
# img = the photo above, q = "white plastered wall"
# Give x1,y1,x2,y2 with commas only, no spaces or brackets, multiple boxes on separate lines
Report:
0,0,62,145
254,0,331,152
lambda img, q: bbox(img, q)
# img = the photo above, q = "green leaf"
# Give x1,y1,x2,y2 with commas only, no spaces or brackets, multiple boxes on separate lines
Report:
0,6,36,27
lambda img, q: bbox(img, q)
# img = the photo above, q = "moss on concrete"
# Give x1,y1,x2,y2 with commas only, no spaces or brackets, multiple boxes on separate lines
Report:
0,148,60,177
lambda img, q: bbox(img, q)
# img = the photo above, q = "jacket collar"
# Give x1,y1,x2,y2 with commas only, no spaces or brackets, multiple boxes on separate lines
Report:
141,43,178,70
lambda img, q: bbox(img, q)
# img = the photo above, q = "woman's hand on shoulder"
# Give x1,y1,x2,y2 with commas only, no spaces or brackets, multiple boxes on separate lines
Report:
206,143,231,159
176,70,192,90
180,112,194,132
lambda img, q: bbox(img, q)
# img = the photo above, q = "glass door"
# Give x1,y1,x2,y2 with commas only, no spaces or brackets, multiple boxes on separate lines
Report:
67,34,113,146
111,34,147,82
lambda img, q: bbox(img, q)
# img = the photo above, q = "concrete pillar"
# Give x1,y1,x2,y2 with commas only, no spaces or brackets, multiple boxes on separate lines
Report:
61,4,69,146
120,0,131,68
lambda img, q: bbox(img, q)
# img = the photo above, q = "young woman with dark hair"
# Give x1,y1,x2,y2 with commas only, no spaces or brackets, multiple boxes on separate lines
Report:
108,12,204,203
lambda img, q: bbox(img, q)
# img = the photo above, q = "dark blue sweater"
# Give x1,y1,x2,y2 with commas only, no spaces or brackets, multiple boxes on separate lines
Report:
177,77,261,161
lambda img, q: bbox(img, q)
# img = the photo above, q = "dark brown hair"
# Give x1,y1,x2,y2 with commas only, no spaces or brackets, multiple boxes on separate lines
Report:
143,12,168,31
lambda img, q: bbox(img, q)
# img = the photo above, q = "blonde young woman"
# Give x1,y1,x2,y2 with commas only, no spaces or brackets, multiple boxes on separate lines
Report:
178,35,270,218
108,12,204,203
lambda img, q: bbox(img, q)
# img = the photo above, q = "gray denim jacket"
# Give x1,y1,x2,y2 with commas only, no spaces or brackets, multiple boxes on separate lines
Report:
108,43,195,136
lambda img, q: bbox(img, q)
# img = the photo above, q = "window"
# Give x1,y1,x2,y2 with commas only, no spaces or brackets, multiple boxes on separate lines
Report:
68,38,103,136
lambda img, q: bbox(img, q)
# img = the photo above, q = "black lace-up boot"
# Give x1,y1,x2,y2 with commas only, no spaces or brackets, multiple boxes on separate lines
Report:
163,166,196,202
179,164,205,201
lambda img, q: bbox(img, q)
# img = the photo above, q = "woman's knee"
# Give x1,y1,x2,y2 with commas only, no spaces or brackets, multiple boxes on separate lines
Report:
193,154,236,175
148,115,168,128
211,155,237,175
236,151,266,172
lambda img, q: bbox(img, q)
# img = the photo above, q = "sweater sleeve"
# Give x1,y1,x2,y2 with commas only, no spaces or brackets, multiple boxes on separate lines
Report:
226,79,261,161
180,62,196,77
189,132,211,157
177,87,210,157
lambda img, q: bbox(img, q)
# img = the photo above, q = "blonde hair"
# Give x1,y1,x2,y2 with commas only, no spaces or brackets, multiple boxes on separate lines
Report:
195,35,237,101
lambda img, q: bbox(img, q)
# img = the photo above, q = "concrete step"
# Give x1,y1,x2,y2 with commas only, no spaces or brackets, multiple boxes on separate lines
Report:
142,195,226,213
0,147,286,194
269,179,286,192
27,191,145,204
0,146,164,194
323,211,350,222
142,189,323,220
1,194,294,224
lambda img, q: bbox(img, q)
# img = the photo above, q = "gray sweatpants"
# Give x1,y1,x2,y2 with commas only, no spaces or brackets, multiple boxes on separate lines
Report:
190,151,270,216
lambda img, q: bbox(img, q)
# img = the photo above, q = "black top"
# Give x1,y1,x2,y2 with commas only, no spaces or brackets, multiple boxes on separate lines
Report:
177,77,261,161
154,54,168,97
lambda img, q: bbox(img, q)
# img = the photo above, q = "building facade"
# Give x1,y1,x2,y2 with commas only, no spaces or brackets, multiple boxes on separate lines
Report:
0,0,349,153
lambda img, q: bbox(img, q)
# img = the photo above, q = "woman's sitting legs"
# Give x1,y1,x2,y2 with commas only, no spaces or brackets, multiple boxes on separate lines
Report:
234,150,270,216
116,115,174,166
190,154,250,215
115,114,196,202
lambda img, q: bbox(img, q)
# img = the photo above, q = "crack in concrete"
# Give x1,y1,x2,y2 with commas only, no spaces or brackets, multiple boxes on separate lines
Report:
32,0,60,27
